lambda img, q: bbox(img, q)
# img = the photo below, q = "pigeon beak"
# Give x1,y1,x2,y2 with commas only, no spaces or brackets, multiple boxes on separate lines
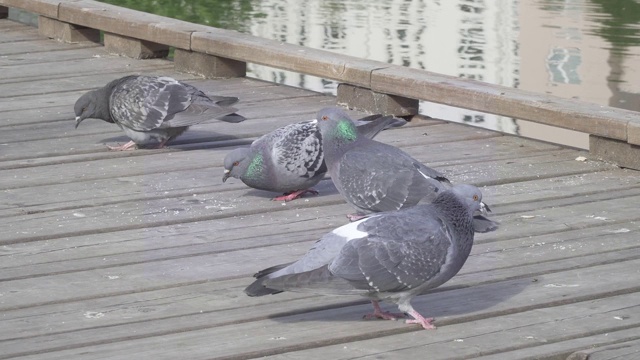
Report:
75,116,82,129
480,202,491,214
222,169,231,183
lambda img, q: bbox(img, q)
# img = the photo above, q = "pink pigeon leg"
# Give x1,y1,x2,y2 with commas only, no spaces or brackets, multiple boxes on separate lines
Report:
404,308,436,330
272,189,319,202
363,300,406,321
346,213,367,222
154,139,170,149
107,140,137,151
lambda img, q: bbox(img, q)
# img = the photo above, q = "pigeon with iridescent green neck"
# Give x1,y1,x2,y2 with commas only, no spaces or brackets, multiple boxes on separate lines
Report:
245,184,491,330
314,107,498,232
222,113,405,201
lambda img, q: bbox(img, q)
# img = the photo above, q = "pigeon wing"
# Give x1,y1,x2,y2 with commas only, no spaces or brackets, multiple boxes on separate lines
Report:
109,76,192,131
336,144,442,212
271,121,325,178
330,209,453,293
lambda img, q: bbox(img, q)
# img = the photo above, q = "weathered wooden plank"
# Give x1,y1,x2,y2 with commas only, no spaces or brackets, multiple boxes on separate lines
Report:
1,214,636,335
0,55,177,82
0,64,177,99
2,224,637,357
567,339,640,360
0,117,477,167
0,46,110,65
0,18,32,30
0,131,541,215
265,296,640,360
0,128,574,192
2,169,637,271
468,331,640,360
0,24,40,42
3,259,640,360
0,152,620,247
0,37,99,55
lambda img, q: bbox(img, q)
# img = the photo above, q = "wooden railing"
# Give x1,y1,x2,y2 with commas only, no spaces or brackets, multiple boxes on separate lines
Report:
2,0,640,169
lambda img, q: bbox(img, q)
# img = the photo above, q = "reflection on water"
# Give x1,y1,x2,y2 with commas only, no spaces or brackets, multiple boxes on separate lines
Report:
98,0,640,149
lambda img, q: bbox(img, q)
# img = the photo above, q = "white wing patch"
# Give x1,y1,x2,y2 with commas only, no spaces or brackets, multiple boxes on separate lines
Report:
415,166,433,180
332,217,372,241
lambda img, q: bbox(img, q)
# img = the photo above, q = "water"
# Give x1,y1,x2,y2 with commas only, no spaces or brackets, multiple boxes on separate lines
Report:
97,0,640,149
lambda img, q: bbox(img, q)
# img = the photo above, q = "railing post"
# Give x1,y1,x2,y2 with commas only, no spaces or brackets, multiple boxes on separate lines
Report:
174,49,246,79
336,84,418,116
590,135,640,170
103,32,169,59
38,16,100,43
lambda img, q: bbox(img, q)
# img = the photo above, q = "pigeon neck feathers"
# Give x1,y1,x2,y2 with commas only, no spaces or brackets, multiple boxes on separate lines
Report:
237,153,265,181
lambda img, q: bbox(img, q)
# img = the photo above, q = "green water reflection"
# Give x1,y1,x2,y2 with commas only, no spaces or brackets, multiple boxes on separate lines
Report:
100,0,640,52
589,0,640,52
98,0,260,32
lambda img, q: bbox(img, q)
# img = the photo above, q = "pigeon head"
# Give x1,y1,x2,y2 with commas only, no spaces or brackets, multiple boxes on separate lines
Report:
449,184,490,215
74,89,112,128
223,147,252,182
315,107,358,143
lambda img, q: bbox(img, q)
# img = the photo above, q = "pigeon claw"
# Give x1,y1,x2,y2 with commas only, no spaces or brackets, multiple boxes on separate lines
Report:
404,308,436,330
364,300,406,321
272,189,319,202
346,213,367,222
107,141,137,151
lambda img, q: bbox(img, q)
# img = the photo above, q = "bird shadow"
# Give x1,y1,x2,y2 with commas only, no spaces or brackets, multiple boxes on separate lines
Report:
239,179,340,201
264,275,532,327
98,130,250,150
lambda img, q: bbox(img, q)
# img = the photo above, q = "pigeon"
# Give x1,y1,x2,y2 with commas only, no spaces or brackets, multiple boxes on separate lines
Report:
314,107,498,232
223,113,406,202
245,184,490,330
74,75,246,150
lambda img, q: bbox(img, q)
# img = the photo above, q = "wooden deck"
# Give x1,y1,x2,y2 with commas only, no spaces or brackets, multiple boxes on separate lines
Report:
3,17,640,360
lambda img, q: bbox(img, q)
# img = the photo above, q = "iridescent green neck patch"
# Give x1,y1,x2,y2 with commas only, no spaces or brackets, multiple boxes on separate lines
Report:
335,119,357,141
246,154,264,178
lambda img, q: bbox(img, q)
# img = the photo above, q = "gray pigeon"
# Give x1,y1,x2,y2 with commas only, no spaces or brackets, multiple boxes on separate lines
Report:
245,184,489,330
223,114,406,201
74,75,245,150
314,107,498,232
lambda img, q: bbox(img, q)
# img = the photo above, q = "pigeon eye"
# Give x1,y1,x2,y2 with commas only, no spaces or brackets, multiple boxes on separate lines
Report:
233,161,239,166
473,195,479,201
321,115,328,121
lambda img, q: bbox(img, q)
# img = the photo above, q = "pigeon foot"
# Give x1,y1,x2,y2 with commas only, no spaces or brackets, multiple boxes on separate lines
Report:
346,213,367,222
107,141,137,151
404,308,436,330
363,300,406,321
272,189,319,202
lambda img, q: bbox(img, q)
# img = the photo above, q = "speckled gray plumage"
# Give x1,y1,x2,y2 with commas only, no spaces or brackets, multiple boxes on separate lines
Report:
245,184,489,329
223,112,405,199
315,107,449,212
314,107,498,232
74,75,245,149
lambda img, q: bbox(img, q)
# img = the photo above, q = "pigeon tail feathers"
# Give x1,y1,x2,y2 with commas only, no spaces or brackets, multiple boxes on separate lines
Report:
262,265,367,296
